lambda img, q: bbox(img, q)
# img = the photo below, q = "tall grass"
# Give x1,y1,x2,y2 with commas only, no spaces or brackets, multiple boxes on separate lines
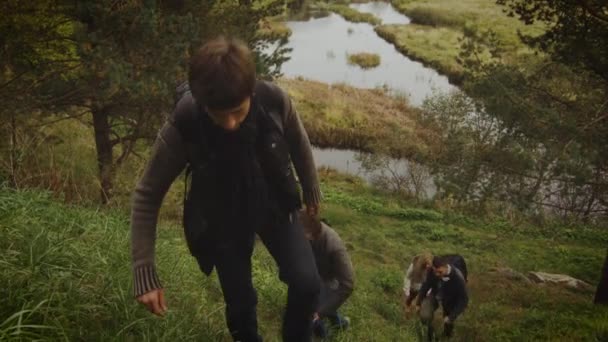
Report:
0,188,227,341
0,118,100,204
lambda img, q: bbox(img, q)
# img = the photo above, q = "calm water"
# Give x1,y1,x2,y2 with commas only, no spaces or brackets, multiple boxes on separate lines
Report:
281,2,455,106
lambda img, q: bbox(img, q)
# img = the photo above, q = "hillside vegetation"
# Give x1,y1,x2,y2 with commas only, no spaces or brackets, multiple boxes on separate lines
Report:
2,171,606,341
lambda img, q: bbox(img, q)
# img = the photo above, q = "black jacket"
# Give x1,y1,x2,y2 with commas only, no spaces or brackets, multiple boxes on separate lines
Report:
175,82,304,274
418,263,468,321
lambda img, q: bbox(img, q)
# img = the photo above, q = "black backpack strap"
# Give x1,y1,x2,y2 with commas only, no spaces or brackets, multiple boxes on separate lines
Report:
170,89,209,161
174,81,191,106
254,80,287,134
170,86,210,206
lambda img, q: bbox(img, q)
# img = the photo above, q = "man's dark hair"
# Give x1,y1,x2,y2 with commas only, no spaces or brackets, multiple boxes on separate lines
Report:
188,36,256,110
432,256,448,268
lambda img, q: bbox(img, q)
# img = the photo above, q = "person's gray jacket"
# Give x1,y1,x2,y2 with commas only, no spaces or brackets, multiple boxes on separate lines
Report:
311,223,354,315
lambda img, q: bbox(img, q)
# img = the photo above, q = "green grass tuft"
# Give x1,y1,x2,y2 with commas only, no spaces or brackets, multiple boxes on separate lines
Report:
347,52,381,69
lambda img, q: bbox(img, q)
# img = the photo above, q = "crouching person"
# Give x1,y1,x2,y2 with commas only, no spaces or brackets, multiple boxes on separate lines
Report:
416,255,468,340
403,253,433,307
299,212,354,338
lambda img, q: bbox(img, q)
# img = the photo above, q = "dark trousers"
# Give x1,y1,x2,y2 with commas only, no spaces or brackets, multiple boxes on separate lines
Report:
318,282,345,321
419,296,455,339
405,289,419,306
313,283,349,338
200,214,321,342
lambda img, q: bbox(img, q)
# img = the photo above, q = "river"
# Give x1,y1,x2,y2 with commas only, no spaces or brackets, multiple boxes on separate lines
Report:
280,1,455,107
279,2,449,197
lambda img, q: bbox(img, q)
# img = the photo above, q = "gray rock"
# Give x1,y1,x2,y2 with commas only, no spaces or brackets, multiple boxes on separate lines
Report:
527,272,594,291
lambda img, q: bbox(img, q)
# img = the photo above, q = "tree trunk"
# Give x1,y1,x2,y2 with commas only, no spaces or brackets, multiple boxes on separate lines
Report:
595,249,608,305
9,112,18,187
91,105,113,205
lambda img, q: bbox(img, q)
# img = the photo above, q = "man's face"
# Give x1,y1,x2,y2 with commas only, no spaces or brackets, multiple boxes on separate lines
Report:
433,265,449,278
206,97,251,131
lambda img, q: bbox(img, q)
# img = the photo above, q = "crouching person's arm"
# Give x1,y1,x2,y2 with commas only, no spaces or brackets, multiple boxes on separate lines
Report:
317,248,354,316
403,263,413,297
416,272,435,308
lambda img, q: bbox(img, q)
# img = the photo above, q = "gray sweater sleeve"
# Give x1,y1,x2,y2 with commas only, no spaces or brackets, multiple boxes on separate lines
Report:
280,88,322,206
130,121,187,297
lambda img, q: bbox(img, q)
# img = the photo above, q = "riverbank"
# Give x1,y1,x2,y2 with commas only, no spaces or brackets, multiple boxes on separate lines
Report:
379,0,544,83
375,24,464,84
324,3,381,25
277,77,432,158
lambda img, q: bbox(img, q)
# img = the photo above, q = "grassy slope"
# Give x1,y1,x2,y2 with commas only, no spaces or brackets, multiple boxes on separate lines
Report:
377,0,545,83
2,171,607,341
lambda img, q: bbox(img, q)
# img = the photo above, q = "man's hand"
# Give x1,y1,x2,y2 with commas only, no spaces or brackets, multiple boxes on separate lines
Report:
444,316,451,324
313,312,320,321
137,288,167,316
306,203,319,217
